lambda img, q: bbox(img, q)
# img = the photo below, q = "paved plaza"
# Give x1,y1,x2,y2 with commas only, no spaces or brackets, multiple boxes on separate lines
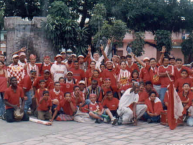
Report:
0,119,192,145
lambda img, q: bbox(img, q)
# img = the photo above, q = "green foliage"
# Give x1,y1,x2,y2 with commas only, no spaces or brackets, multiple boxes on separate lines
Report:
43,1,88,55
129,32,145,56
181,33,193,61
154,30,172,51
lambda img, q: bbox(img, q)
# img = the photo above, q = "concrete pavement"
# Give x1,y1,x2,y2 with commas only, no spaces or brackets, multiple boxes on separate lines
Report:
0,119,192,145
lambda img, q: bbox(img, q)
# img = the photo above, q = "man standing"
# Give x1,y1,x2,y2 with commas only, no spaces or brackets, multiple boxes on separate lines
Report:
117,82,147,125
88,39,111,70
4,77,29,122
51,54,68,82
7,54,25,86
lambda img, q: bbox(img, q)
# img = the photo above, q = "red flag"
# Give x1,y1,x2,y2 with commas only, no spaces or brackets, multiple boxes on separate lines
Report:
167,81,183,130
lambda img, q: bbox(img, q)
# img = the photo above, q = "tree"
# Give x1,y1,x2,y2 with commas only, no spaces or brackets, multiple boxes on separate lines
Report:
154,30,172,52
181,33,193,63
43,1,88,55
128,32,145,56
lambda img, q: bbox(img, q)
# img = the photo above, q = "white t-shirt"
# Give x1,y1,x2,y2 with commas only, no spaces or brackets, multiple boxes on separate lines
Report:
50,63,67,82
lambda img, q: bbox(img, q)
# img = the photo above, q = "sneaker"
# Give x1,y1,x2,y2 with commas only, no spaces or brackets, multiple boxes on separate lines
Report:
95,119,101,124
147,119,152,123
118,117,122,125
111,118,118,125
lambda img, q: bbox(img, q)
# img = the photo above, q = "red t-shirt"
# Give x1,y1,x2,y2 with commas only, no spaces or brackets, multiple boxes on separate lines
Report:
57,98,77,116
36,63,52,76
140,67,151,83
37,97,52,111
22,75,33,92
85,69,93,86
71,92,85,106
33,76,54,89
102,97,119,111
126,62,139,73
49,89,64,102
145,64,161,85
4,86,24,109
34,88,48,103
175,77,192,93
158,65,175,88
70,68,85,83
174,66,192,80
102,69,117,88
60,83,74,94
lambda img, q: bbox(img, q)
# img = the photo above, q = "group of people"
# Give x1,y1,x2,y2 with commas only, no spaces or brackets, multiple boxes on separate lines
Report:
0,41,193,127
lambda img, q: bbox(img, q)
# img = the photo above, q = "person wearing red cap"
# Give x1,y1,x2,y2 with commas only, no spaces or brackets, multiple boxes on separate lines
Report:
36,56,52,76
25,54,39,77
51,54,67,82
7,54,25,86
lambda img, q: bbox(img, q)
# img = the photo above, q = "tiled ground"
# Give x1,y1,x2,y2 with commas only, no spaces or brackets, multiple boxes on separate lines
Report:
1,120,192,145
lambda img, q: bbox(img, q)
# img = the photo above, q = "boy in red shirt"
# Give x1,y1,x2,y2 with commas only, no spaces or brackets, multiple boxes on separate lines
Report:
158,57,175,105
37,90,52,120
33,70,54,90
143,91,163,123
126,55,139,73
49,82,64,113
139,57,151,83
175,69,192,93
70,61,85,83
82,94,117,125
71,86,85,107
34,80,48,113
23,70,36,112
102,91,119,118
178,83,193,114
50,92,77,122
4,77,29,122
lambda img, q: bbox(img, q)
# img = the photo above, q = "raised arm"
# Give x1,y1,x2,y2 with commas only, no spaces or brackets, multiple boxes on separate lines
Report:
100,45,108,62
131,52,146,67
158,46,166,65
13,47,26,55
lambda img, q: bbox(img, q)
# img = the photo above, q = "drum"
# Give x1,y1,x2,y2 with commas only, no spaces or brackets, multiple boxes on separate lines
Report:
14,108,24,121
160,110,183,126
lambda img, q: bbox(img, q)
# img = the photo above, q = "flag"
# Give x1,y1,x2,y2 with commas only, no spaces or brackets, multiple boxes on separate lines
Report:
167,81,183,130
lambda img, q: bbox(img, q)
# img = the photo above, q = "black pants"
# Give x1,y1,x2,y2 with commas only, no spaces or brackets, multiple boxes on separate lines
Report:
5,108,29,122
111,110,118,118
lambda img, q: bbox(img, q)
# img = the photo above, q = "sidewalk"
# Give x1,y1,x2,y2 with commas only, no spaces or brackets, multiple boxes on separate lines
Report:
1,120,192,145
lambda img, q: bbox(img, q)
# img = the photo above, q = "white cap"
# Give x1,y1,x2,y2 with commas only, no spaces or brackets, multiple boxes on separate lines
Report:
72,54,77,57
12,54,19,59
67,49,72,53
143,57,150,62
79,80,85,85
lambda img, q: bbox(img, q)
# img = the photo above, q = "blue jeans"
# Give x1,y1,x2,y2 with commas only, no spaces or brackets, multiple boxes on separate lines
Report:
24,90,33,112
187,117,193,126
153,85,161,96
143,112,160,123
159,88,167,106
0,93,5,116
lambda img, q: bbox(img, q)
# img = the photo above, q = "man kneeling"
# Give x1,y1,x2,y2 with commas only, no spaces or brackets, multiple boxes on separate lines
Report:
117,82,147,125
4,77,29,122
143,91,163,123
